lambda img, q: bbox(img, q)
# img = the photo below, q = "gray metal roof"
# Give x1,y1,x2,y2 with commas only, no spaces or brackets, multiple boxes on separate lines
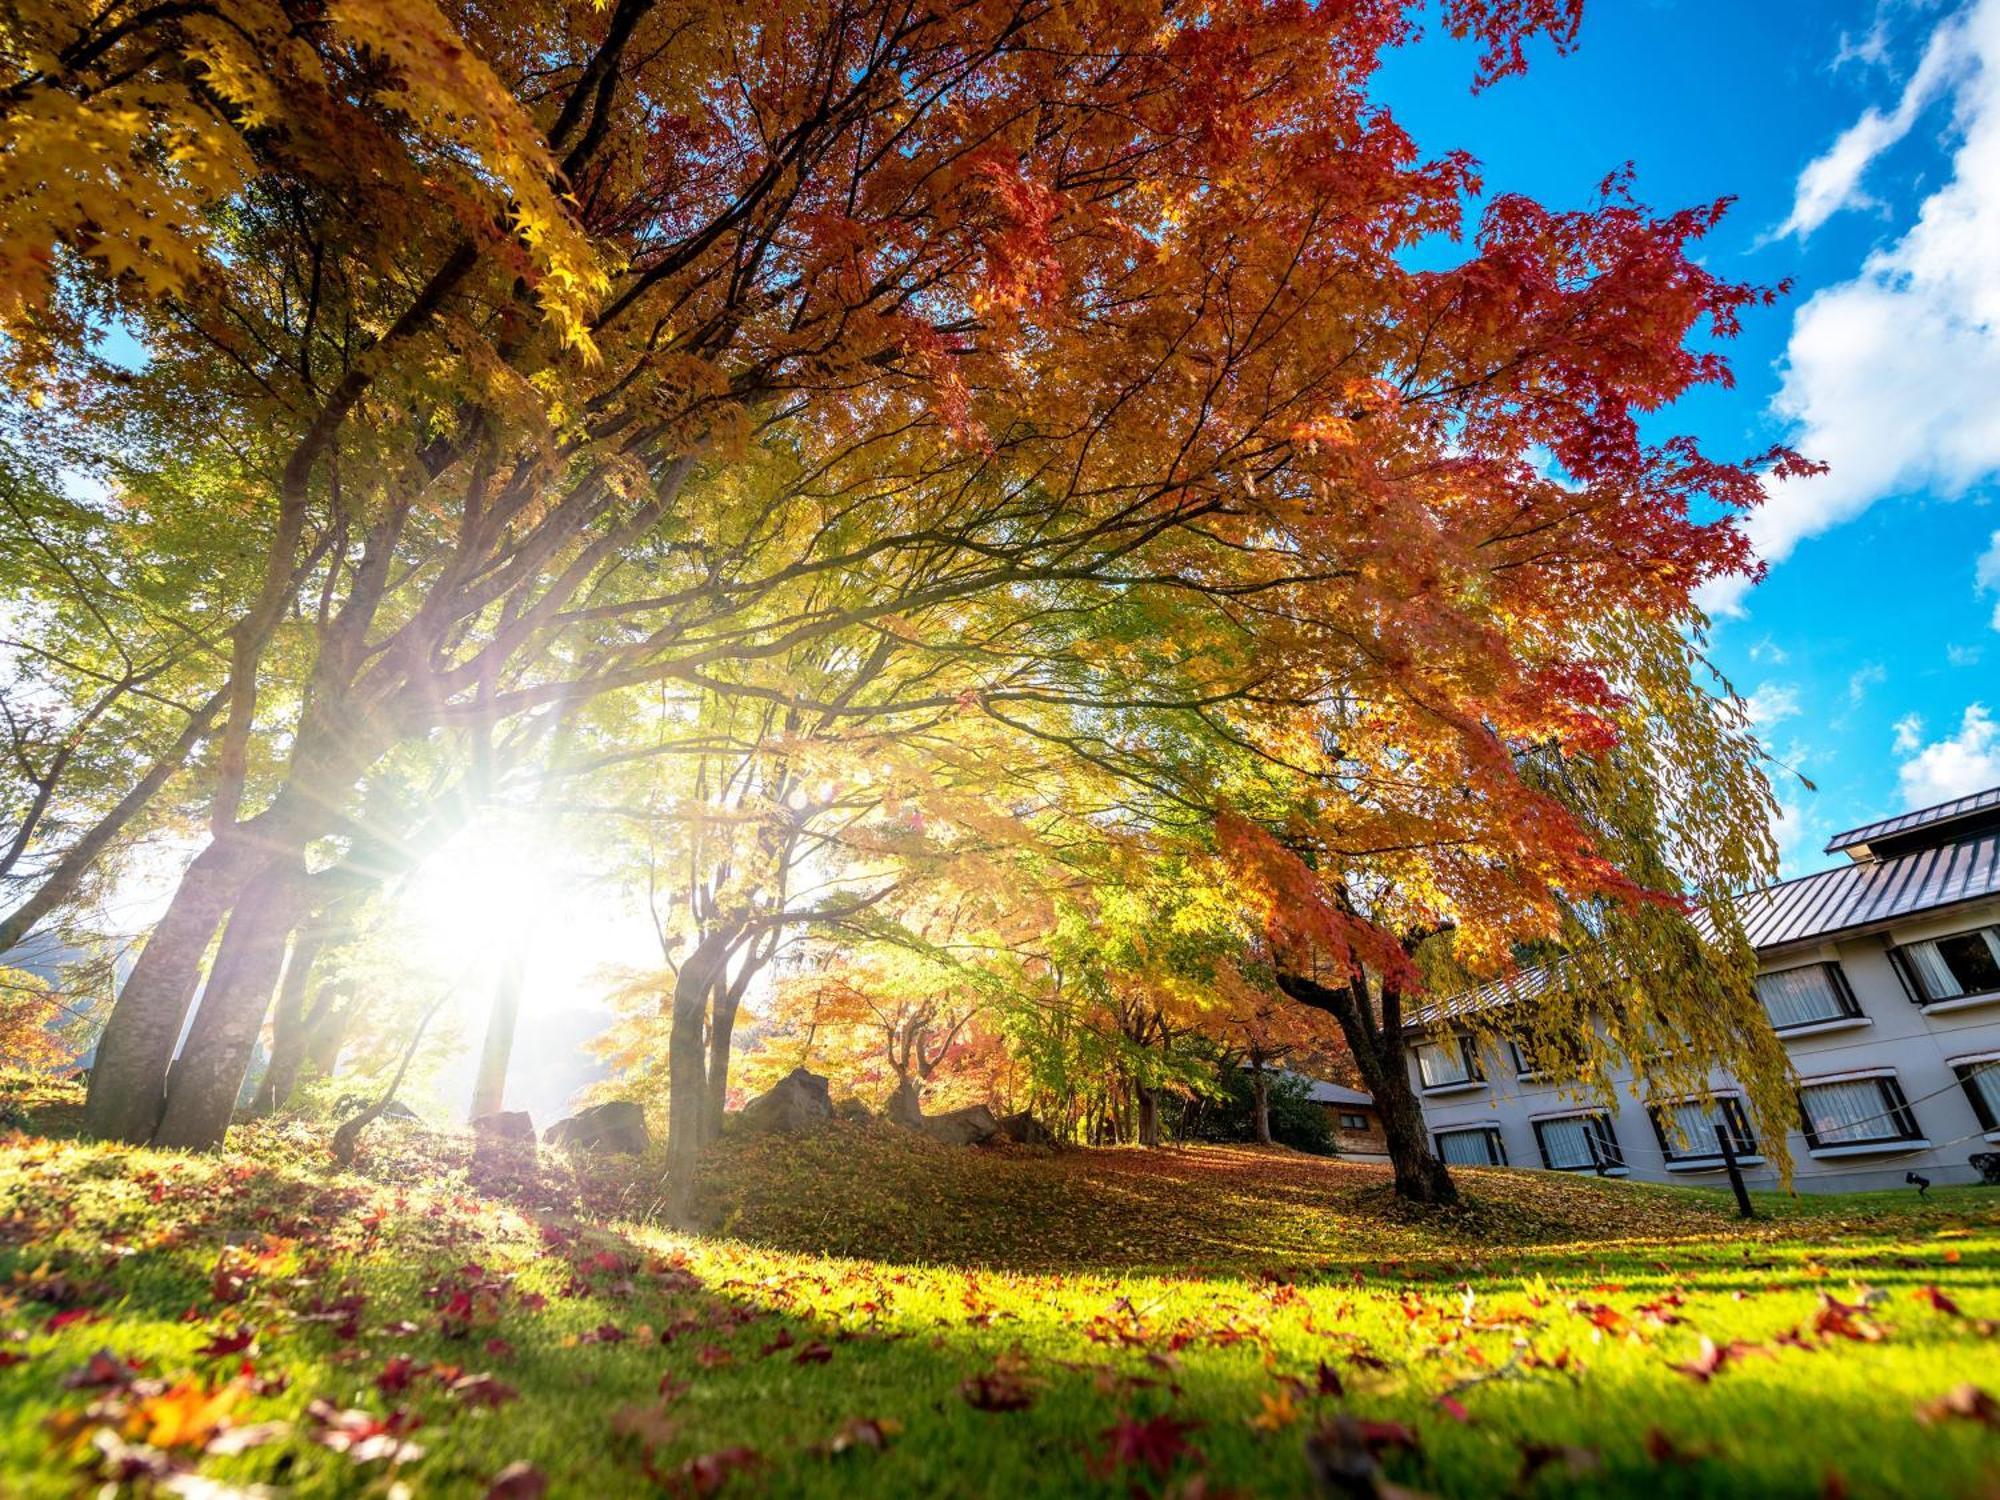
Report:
1277,1071,1374,1108
1825,785,2000,855
1416,826,2000,1025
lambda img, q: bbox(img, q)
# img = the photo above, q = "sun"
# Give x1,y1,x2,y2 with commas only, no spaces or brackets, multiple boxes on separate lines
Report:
396,821,563,974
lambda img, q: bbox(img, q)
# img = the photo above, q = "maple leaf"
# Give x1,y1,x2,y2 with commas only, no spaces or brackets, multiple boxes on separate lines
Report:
1914,1384,2000,1431
195,1326,255,1358
484,1462,549,1500
450,1372,519,1408
1913,1285,1962,1317
675,1445,762,1497
821,1415,901,1454
1250,1387,1301,1432
134,1378,246,1450
61,1349,143,1390
305,1399,426,1465
1094,1414,1204,1479
792,1341,834,1365
374,1356,419,1395
960,1349,1039,1412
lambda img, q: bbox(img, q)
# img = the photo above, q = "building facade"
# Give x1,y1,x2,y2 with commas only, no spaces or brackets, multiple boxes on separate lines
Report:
1410,785,2000,1193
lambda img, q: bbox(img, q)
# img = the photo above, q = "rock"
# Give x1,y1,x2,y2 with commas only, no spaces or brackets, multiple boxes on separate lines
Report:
736,1068,833,1134
833,1096,875,1124
472,1110,535,1143
993,1111,1055,1146
544,1101,650,1154
886,1078,924,1129
920,1103,1000,1147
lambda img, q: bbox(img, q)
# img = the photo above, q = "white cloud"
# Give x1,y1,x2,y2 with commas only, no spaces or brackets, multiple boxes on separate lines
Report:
1778,9,1973,239
1979,529,2000,628
1711,1,2000,616
1894,711,1926,752
1748,636,1790,665
1896,702,2000,804
1948,641,1986,665
1743,681,1802,728
1847,662,1887,703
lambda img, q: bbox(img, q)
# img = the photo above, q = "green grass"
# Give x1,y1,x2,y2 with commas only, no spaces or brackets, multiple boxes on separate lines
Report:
1,1075,1997,1497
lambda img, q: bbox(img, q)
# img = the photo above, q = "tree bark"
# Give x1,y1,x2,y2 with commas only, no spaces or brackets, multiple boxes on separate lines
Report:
250,921,327,1114
701,968,740,1146
152,856,305,1150
664,926,736,1227
82,834,262,1143
1275,970,1456,1205
1136,1083,1160,1148
1249,1058,1272,1145
469,950,525,1121
302,984,355,1078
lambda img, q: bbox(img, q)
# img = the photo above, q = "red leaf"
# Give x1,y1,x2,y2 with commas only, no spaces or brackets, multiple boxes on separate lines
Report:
450,1372,519,1408
695,1344,734,1369
675,1445,761,1497
196,1326,255,1358
375,1355,419,1395
1094,1414,1203,1479
1914,1285,1962,1318
484,1462,548,1499
1915,1384,2000,1430
793,1342,833,1366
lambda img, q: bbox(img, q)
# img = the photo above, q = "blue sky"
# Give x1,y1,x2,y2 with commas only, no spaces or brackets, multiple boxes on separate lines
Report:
1377,0,2000,877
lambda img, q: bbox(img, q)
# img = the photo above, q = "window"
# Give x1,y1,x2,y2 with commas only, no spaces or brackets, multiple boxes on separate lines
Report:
1532,1112,1623,1172
1755,963,1861,1030
1648,1096,1756,1164
1337,1112,1370,1131
1415,1035,1482,1090
1509,1031,1589,1081
1954,1058,2000,1132
1797,1074,1922,1151
1434,1126,1506,1166
1893,926,2000,1004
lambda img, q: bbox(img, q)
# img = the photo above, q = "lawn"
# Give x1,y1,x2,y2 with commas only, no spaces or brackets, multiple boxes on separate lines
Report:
1,1076,1996,1498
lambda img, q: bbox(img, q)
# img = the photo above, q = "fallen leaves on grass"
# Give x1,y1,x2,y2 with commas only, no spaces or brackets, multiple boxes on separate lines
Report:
960,1348,1039,1411
483,1461,549,1499
1914,1384,2000,1431
1094,1413,1204,1480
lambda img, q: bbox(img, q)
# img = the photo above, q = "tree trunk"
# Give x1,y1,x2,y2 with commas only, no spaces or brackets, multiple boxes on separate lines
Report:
702,970,740,1146
887,1074,923,1127
251,922,327,1114
303,984,355,1078
152,857,305,1150
1249,1060,1272,1145
1136,1083,1160,1148
469,951,525,1121
82,835,262,1143
1275,969,1457,1205
664,927,735,1227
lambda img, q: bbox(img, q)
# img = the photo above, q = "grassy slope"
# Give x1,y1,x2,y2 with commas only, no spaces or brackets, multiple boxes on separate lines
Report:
0,1077,1995,1498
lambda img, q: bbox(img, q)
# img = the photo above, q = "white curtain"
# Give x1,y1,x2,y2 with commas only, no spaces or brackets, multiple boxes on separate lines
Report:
1664,1100,1723,1156
1904,939,1963,1000
1436,1130,1495,1166
1539,1117,1597,1169
1800,1078,1892,1144
1417,1041,1471,1088
1756,967,1844,1028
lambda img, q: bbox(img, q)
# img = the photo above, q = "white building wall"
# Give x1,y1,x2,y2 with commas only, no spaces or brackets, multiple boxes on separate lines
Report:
1413,894,2000,1193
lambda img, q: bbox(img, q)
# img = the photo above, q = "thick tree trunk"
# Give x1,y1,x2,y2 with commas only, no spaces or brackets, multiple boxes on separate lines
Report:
469,952,525,1121
153,857,305,1150
1249,1059,1273,1145
302,986,355,1078
251,923,327,1114
701,972,739,1146
82,835,263,1143
664,927,735,1227
1276,969,1457,1205
1136,1084,1160,1148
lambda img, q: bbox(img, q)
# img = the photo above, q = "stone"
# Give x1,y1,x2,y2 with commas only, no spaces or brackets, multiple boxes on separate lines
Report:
833,1095,875,1124
919,1103,1000,1146
472,1110,535,1143
993,1111,1055,1146
544,1100,650,1154
736,1068,833,1134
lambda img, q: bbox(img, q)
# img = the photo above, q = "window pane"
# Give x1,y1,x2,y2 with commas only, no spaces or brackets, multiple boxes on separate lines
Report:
1961,1062,2000,1125
1905,940,1961,1000
1801,1078,1898,1144
1538,1117,1596,1170
1436,1130,1495,1166
1938,930,2000,996
1666,1100,1715,1153
1418,1041,1471,1088
1757,966,1848,1028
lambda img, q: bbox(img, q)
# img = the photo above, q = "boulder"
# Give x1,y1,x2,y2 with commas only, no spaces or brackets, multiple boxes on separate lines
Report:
920,1103,1000,1147
833,1095,875,1124
545,1100,650,1154
472,1110,535,1143
993,1111,1055,1146
736,1068,833,1135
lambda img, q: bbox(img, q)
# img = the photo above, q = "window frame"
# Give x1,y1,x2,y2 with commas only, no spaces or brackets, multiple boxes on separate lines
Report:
1529,1110,1625,1174
1889,924,2000,1008
1414,1033,1485,1093
1647,1094,1758,1167
1794,1070,1924,1154
1336,1111,1370,1132
1754,960,1863,1032
1951,1053,2000,1134
1432,1124,1506,1167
